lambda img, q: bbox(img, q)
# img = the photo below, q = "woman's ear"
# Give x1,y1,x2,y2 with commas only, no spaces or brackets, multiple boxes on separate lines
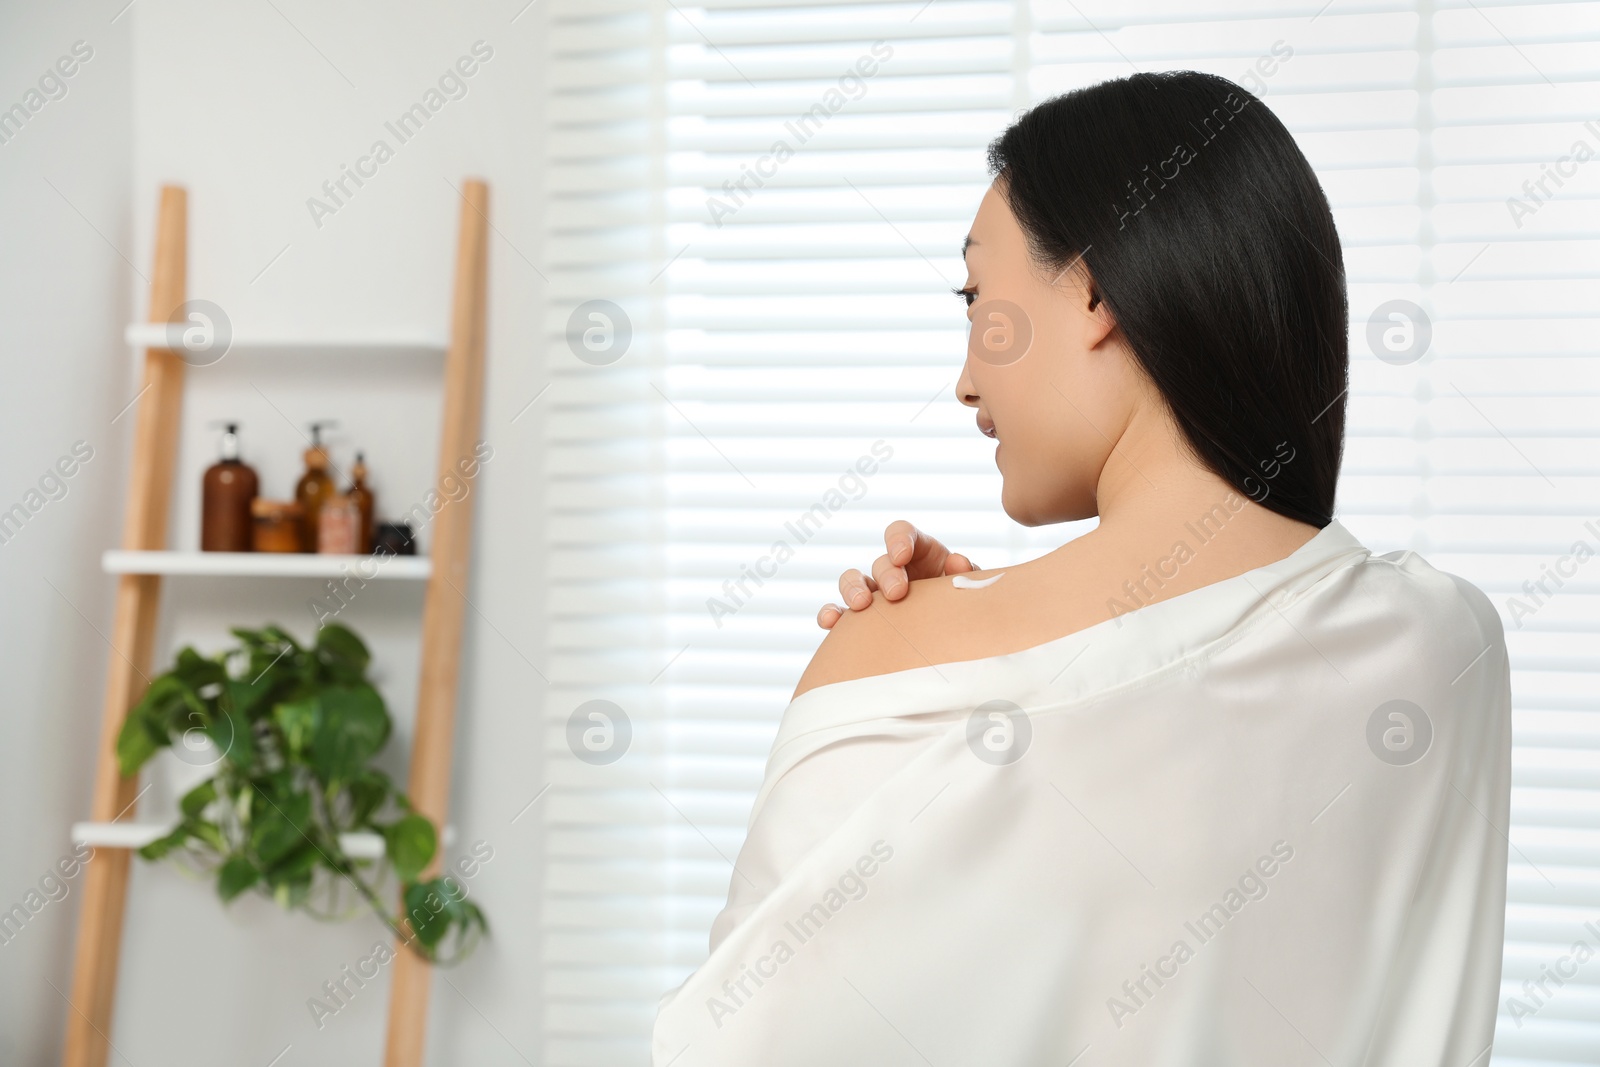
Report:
1080,273,1116,349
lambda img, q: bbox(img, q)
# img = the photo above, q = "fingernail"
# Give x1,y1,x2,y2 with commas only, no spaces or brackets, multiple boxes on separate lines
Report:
883,576,904,596
851,588,870,608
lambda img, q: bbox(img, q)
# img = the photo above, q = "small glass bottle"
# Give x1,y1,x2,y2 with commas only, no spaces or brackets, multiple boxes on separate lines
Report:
294,420,337,552
201,422,258,552
317,494,361,554
347,451,376,553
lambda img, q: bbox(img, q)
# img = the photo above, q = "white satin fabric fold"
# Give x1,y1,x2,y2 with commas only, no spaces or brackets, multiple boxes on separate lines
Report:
653,521,1512,1066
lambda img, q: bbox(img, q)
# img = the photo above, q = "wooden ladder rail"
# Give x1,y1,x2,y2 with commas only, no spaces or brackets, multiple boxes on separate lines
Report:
62,184,188,1067
383,178,490,1067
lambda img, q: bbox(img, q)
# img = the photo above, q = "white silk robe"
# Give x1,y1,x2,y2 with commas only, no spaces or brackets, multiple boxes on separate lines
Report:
653,520,1512,1066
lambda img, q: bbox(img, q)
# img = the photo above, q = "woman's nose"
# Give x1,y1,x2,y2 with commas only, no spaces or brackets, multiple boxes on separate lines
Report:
954,363,979,409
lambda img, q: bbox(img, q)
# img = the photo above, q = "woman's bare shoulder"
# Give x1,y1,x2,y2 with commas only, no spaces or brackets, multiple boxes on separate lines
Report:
790,568,1012,701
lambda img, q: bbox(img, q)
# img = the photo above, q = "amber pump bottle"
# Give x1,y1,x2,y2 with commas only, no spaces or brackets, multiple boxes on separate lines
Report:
294,421,337,552
201,422,259,551
347,451,376,553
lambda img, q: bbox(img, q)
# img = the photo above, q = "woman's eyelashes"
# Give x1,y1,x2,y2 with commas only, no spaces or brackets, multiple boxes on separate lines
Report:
951,285,977,307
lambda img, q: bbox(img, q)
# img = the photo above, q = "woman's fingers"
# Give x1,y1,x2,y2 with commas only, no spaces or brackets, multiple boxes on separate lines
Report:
887,521,959,581
944,551,977,575
837,568,879,612
883,519,920,567
872,552,909,600
819,524,975,627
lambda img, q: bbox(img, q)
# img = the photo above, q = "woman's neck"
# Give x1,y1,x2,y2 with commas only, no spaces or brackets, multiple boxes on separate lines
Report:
1072,405,1319,575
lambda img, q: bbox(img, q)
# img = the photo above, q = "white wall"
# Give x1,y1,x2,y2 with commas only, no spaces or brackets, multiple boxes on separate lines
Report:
0,4,132,1064
1,1,549,1063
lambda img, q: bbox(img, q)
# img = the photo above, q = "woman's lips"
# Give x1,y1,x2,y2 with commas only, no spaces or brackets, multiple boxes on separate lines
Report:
978,416,1000,465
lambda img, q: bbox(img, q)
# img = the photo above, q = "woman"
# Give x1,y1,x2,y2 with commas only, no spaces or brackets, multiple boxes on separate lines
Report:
653,70,1511,1066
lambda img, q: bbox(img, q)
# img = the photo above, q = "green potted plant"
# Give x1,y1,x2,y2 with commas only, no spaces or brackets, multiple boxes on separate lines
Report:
116,622,487,962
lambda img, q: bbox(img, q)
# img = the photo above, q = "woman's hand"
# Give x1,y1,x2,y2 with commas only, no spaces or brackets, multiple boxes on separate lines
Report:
816,521,977,628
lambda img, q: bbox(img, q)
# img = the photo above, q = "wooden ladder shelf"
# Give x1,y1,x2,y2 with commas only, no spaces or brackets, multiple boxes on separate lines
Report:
61,180,490,1067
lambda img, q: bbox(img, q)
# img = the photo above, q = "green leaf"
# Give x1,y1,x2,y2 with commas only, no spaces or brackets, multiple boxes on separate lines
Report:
190,819,228,853
172,647,227,690
258,626,303,655
403,881,451,950
383,814,436,882
133,674,188,715
231,626,302,684
162,688,214,753
180,780,217,820
404,876,488,957
117,674,196,774
207,703,254,770
273,697,317,758
248,650,294,688
138,822,190,861
346,769,392,828
265,844,320,893
223,675,272,721
172,646,206,676
272,845,321,881
249,788,311,866
309,685,390,783
217,856,260,901
116,708,161,775
315,624,370,677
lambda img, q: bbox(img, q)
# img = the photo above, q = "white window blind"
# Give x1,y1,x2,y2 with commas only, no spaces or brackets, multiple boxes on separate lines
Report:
539,2,1600,1063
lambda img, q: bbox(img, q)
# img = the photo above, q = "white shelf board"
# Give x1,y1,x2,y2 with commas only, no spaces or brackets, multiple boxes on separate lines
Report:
102,550,430,580
74,821,386,858
124,322,447,356
71,821,455,860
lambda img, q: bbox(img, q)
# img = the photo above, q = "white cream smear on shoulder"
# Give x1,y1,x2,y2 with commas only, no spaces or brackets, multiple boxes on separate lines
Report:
951,571,1005,589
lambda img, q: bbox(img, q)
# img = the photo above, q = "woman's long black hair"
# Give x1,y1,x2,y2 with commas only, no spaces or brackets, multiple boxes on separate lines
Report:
988,70,1347,528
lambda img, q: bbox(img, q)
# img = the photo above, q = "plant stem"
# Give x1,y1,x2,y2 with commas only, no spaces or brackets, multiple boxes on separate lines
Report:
315,823,429,961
